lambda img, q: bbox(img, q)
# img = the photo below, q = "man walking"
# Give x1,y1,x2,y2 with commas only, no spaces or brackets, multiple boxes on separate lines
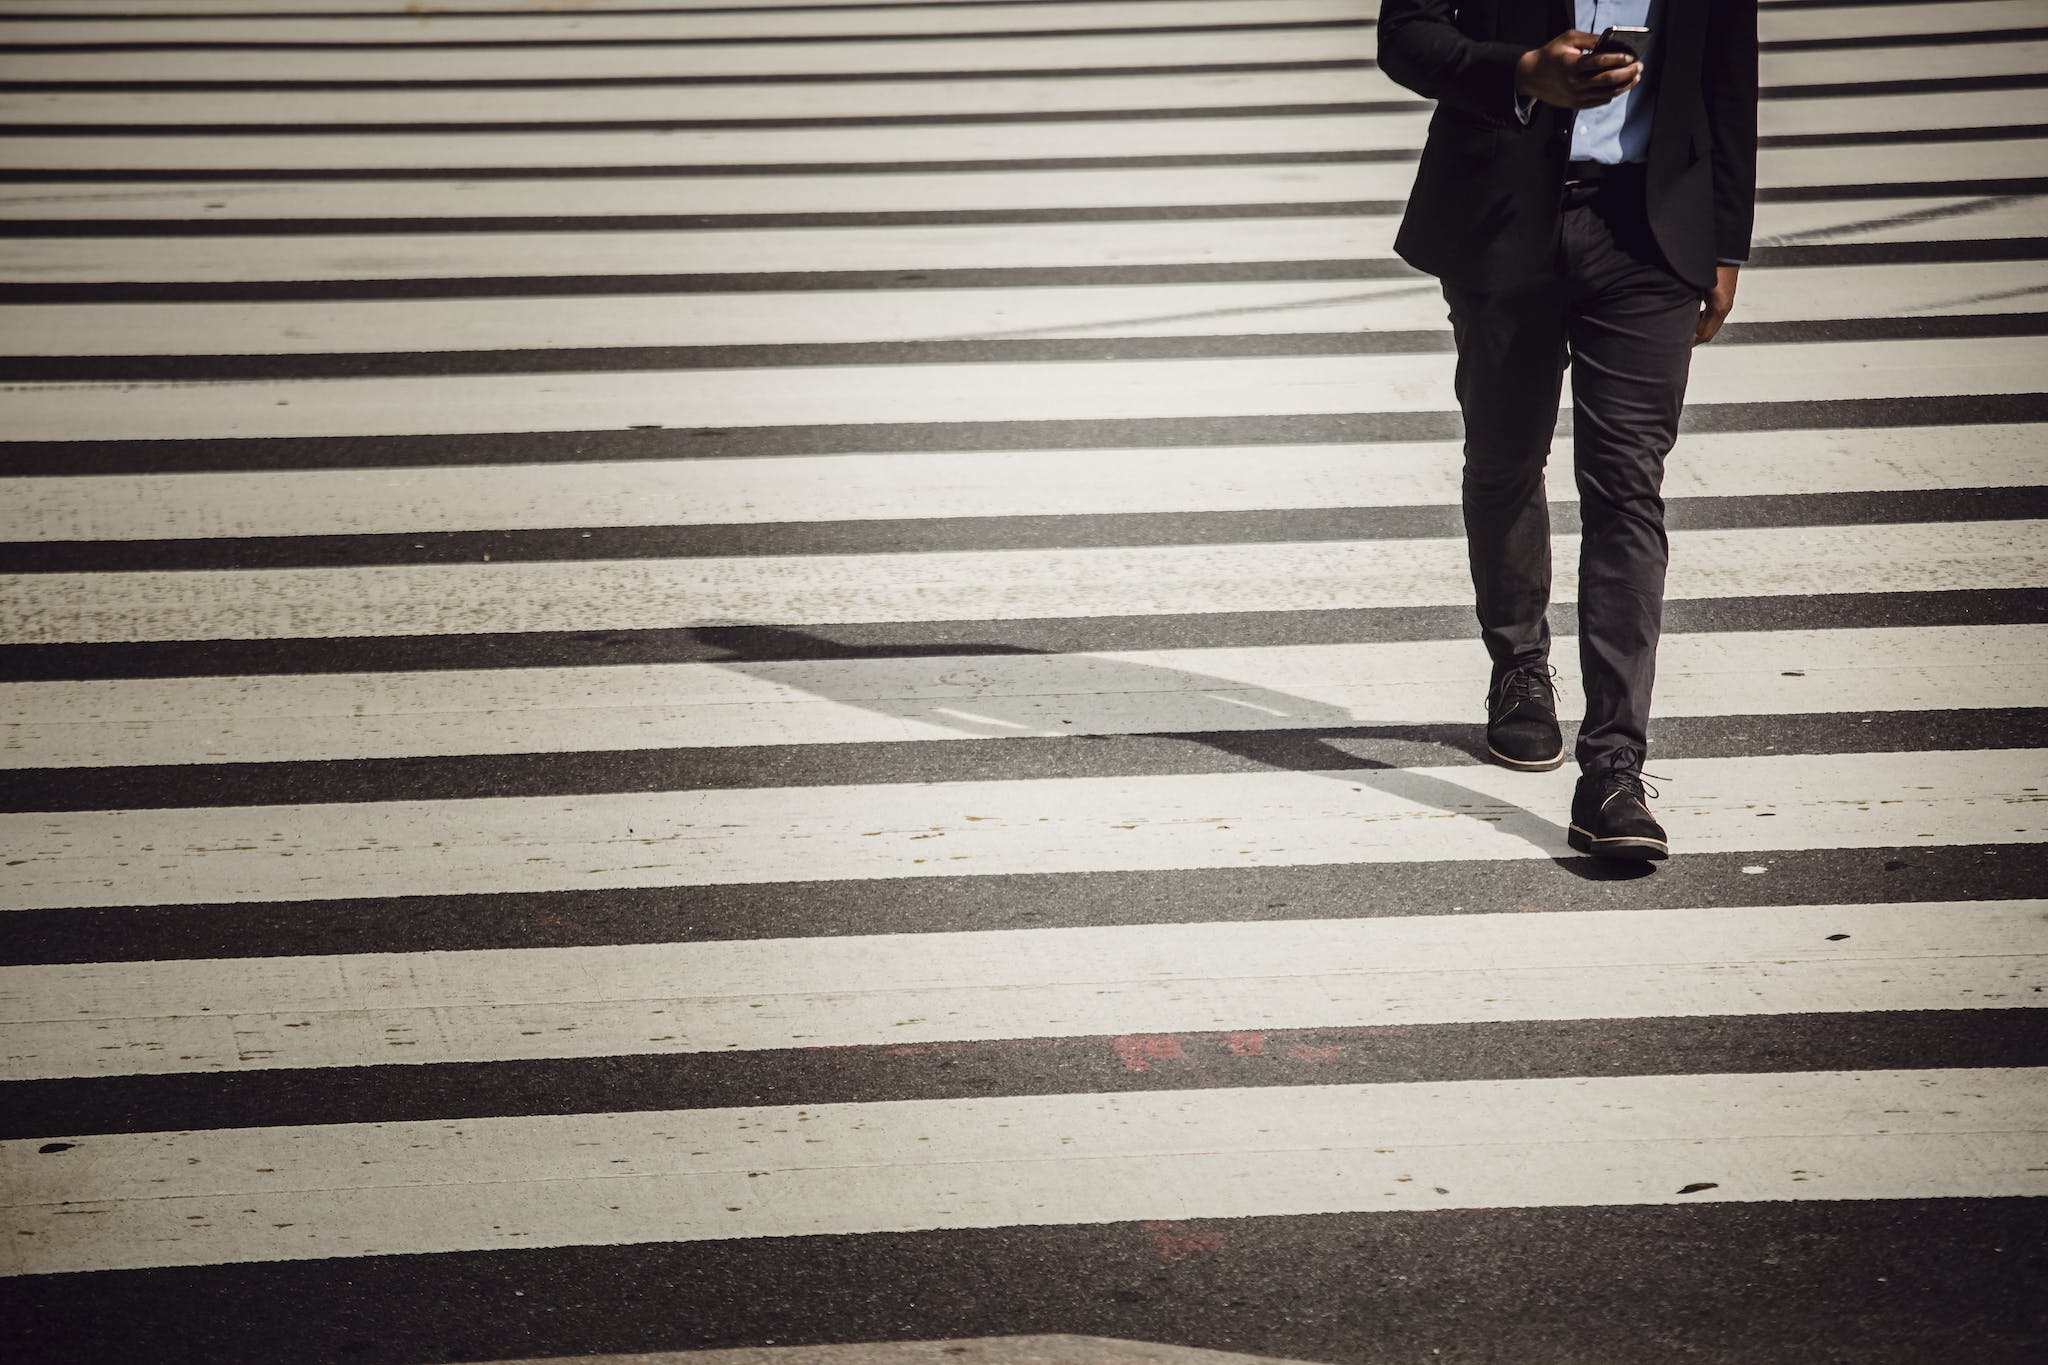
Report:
1378,0,1759,860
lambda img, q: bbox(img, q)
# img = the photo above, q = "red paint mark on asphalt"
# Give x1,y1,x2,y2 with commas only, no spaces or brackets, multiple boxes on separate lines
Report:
1114,1035,1187,1071
533,910,588,931
1224,1032,1266,1056
1286,1042,1343,1063
1140,1220,1227,1262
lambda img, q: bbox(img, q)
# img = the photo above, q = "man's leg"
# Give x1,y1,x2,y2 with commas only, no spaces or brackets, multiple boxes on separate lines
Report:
1440,278,1571,682
1562,193,1703,774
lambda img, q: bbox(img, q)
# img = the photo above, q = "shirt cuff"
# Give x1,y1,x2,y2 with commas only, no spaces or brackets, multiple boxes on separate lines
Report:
1715,257,1747,266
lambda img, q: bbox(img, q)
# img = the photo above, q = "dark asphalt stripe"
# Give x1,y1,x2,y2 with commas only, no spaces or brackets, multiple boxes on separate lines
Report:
0,0,1956,18
1764,0,2012,8
0,18,1375,52
0,179,2037,238
7,237,2044,303
1,119,2042,186
0,100,1438,136
4,392,2045,478
5,586,2041,683
7,1010,2044,1142
1765,122,2048,148
0,202,1410,237
0,18,1376,51
15,329,1466,384
10,486,2044,576
0,259,1422,304
8,1200,2045,1365
1768,71,2048,99
9,315,2047,386
0,84,2023,141
1,65,2038,98
0,150,1430,185
4,1201,2046,1365
1767,25,2048,50
10,708,2043,814
0,0,1260,18
1,20,2031,54
1763,175,2048,199
3,838,2036,968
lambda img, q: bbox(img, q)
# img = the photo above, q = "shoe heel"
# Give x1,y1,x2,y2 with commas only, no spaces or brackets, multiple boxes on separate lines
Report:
1566,826,1592,854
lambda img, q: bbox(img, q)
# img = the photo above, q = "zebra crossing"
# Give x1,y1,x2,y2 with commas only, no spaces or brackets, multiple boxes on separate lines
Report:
2,0,2045,1360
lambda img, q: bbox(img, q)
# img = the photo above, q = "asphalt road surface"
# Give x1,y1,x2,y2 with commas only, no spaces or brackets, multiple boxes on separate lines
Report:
1,1,2044,1362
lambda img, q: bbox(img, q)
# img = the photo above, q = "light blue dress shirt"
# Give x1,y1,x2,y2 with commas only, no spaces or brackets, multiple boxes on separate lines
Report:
1568,0,1659,165
1513,0,1743,265
1515,0,1659,161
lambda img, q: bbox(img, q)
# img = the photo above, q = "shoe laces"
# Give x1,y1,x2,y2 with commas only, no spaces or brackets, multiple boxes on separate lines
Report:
1491,663,1557,713
1588,745,1664,801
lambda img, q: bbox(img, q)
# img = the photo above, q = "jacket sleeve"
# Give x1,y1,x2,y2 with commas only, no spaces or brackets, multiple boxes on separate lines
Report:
1703,0,1760,264
1377,0,1531,126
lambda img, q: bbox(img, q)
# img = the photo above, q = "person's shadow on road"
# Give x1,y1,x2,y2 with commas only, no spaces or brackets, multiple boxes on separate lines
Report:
689,625,1647,880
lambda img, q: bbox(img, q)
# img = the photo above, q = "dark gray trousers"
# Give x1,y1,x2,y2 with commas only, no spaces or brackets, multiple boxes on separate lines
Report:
1441,175,1702,772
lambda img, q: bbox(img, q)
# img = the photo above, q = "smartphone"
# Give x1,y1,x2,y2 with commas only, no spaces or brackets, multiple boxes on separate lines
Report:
1589,25,1649,61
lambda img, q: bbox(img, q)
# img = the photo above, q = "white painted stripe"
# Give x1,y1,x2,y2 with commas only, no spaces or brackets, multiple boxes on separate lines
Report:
0,68,1418,125
0,84,2037,172
1766,88,2048,138
0,0,1373,45
3,337,2043,443
3,748,2042,910
0,95,2039,188
1752,138,2048,194
5,194,2041,290
3,900,2041,1080
0,82,2032,140
6,519,2043,645
4,1069,2042,1275
7,141,2039,223
0,216,1411,282
7,422,2037,544
0,113,1438,173
0,0,1114,12
7,0,2014,31
9,32,2047,84
0,163,1408,222
5,259,2041,359
0,29,1383,81
3,0,1034,12
0,277,1445,352
1746,41,2045,90
1754,193,2048,247
1766,0,2048,42
9,624,2035,769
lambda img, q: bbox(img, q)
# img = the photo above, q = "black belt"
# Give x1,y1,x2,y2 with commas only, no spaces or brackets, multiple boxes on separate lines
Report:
1563,159,1645,188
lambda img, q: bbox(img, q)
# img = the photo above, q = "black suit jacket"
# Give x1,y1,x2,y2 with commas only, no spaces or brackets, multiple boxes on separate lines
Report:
1378,0,1758,291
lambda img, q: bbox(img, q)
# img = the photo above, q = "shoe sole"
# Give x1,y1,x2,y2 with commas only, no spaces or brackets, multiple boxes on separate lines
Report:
1567,824,1669,861
1487,743,1566,772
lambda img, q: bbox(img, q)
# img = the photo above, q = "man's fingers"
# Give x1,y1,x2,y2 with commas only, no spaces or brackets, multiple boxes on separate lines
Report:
1695,301,1732,346
1575,60,1641,89
1571,77,1638,108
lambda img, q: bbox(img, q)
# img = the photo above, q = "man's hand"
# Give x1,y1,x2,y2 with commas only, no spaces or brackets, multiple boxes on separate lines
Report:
1515,30,1642,110
1694,264,1740,345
